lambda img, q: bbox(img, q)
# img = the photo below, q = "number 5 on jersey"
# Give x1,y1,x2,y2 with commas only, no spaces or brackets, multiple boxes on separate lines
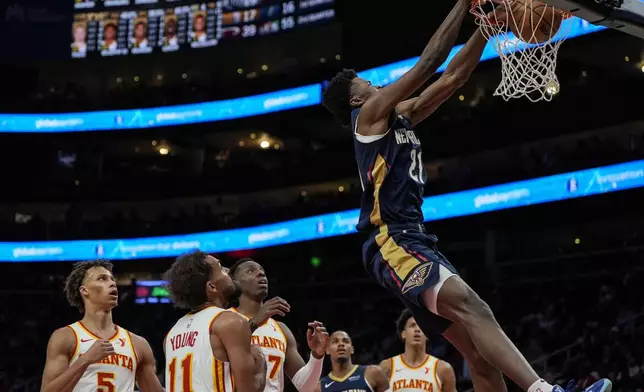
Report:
409,149,425,184
97,372,116,392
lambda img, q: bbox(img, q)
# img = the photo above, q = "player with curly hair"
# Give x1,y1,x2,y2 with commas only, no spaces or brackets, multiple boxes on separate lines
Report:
41,259,164,392
163,250,267,392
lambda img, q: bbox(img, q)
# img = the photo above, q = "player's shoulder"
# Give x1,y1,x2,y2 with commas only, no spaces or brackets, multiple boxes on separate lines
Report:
274,320,291,333
364,363,386,375
210,309,248,330
378,356,395,368
47,325,77,353
124,330,154,363
125,330,148,347
435,359,454,372
273,320,295,346
364,364,388,384
51,325,77,341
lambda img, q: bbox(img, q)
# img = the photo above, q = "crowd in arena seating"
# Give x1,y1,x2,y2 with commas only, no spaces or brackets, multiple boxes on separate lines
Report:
2,124,643,242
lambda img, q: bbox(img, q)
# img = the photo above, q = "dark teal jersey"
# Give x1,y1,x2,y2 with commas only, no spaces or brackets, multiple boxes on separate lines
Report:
351,108,426,233
320,365,373,392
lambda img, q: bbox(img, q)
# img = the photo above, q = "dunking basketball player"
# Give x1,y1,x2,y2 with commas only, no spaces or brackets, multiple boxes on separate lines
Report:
380,309,456,392
322,1,612,392
317,331,389,392
163,251,267,392
228,258,329,392
41,259,164,392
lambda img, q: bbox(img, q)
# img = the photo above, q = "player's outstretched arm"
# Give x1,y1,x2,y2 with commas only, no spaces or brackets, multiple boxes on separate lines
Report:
213,312,267,392
396,29,488,126
131,333,164,392
358,0,470,135
365,365,391,392
41,327,114,392
436,360,457,392
281,321,327,392
378,358,393,379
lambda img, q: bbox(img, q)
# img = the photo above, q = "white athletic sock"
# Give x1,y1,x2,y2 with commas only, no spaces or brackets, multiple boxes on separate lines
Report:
528,379,555,392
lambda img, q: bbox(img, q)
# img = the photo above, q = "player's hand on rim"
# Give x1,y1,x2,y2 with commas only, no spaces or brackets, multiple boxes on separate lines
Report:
473,0,510,23
82,340,115,364
306,321,329,359
251,297,290,325
487,0,510,23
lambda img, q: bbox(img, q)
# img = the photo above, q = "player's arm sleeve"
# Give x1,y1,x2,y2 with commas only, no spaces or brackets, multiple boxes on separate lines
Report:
214,312,266,392
41,327,89,392
280,322,324,392
290,353,324,392
436,360,457,392
358,0,470,132
366,365,391,392
131,333,164,392
397,29,488,126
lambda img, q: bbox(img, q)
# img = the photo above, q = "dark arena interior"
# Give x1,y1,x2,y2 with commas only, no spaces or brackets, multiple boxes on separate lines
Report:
1,0,644,391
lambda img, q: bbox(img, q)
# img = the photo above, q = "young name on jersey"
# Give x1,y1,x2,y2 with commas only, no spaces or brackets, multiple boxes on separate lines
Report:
165,306,235,392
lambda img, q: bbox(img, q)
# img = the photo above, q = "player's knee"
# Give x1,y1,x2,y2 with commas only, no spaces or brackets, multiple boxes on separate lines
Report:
434,277,495,325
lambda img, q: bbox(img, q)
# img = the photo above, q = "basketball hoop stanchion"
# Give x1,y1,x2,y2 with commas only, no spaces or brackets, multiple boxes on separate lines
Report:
470,0,573,102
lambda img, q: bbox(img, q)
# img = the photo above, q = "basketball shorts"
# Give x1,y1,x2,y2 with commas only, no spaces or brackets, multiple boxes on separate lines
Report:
362,223,458,335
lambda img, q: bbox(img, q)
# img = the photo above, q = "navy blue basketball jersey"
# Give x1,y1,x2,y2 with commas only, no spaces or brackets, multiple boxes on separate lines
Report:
351,108,426,233
320,365,373,392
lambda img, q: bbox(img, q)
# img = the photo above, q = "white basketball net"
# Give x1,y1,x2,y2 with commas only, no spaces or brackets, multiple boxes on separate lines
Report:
470,0,573,102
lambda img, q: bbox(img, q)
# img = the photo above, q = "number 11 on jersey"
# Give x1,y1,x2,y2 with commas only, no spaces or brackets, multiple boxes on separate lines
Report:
168,354,193,392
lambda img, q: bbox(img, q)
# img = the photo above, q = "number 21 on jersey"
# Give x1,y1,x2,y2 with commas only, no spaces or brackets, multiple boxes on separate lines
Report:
409,149,425,184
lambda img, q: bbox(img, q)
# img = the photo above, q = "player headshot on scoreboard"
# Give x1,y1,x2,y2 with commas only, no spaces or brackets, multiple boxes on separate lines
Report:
74,0,95,9
190,11,207,42
71,22,87,55
131,18,149,48
163,14,178,47
101,20,118,51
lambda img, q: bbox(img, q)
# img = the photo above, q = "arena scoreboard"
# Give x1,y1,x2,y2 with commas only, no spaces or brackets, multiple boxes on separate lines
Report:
71,0,335,58
135,280,171,304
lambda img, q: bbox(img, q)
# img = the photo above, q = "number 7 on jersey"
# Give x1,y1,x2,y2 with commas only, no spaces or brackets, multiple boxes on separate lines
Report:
267,355,283,379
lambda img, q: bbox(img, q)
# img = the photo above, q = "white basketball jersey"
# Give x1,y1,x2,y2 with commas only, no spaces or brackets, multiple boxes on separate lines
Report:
68,322,137,392
232,308,288,392
165,306,235,392
389,354,442,392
